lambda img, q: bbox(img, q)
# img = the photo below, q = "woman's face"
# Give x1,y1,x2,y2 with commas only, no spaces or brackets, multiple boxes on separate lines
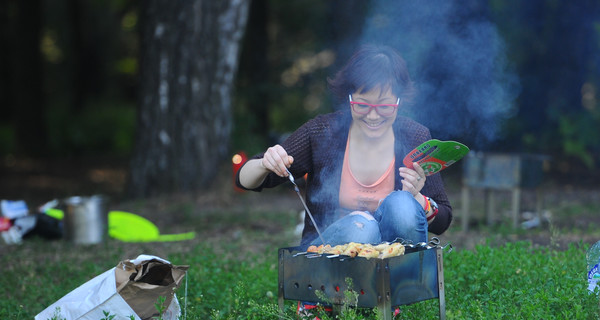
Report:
350,86,399,139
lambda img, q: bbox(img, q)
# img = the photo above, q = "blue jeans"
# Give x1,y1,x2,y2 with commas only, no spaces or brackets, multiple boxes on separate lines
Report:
310,191,428,246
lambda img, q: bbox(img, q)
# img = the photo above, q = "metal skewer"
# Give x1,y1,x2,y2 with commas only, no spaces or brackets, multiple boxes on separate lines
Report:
286,168,327,245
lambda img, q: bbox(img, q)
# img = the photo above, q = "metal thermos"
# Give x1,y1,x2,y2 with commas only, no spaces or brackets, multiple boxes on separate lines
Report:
63,195,108,244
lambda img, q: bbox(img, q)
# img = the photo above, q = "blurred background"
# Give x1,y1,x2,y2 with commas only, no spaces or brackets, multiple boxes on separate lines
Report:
1,0,599,202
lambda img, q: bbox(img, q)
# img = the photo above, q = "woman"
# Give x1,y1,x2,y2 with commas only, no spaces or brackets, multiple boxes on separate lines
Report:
236,45,452,248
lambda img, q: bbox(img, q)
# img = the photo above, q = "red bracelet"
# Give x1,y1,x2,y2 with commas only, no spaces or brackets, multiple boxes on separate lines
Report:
427,207,438,221
422,194,430,212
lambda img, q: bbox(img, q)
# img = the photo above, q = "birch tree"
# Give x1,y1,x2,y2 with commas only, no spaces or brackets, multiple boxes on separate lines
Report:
129,0,249,197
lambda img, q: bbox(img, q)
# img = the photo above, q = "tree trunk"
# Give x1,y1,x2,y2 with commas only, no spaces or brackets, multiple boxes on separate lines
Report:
129,0,249,197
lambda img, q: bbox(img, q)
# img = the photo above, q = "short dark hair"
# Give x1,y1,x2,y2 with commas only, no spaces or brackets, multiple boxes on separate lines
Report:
328,45,416,105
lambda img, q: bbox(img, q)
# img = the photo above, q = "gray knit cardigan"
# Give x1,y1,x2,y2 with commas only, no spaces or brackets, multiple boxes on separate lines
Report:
236,110,452,246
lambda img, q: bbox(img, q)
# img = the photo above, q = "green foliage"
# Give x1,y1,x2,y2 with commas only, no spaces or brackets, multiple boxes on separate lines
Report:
48,307,65,320
559,110,600,168
0,124,15,155
309,277,381,320
45,101,135,156
3,0,599,174
100,310,116,320
153,296,166,320
171,242,280,318
440,242,598,319
4,238,599,319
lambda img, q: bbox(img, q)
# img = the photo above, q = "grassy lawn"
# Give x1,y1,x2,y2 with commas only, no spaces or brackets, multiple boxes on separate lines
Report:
2,178,600,319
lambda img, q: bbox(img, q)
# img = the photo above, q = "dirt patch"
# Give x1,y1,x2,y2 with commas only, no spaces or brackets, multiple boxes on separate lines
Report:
2,155,599,253
0,155,128,205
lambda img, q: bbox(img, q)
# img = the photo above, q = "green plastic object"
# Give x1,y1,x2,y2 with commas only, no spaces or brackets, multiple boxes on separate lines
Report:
44,209,195,242
403,139,470,176
108,211,196,242
46,208,64,220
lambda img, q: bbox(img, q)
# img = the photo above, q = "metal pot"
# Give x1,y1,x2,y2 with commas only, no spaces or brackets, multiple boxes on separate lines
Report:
63,195,108,244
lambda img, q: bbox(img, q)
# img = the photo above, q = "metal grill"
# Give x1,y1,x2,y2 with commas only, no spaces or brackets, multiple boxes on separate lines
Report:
278,243,447,320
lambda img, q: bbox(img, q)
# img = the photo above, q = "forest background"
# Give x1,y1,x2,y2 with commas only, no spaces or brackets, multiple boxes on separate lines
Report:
1,0,600,200
2,2,600,318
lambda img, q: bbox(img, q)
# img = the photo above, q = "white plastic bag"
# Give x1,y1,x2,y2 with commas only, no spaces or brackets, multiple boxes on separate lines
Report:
35,254,188,320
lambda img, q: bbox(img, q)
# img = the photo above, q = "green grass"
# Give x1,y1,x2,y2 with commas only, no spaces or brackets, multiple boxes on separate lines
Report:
1,194,599,319
2,239,599,319
443,242,597,319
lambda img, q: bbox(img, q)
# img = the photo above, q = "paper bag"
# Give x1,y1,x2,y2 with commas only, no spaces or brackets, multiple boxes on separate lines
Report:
35,254,189,320
116,255,188,319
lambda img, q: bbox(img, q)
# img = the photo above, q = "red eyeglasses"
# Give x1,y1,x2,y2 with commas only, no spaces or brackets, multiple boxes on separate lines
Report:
349,94,400,117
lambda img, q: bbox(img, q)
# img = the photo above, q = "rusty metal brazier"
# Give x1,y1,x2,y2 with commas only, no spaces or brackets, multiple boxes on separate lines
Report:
278,241,447,320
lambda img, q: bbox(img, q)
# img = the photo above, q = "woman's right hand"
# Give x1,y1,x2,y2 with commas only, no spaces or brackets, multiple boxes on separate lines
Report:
261,144,294,177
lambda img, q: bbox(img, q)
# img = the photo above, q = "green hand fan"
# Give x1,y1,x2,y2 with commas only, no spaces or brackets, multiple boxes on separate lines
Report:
403,139,470,176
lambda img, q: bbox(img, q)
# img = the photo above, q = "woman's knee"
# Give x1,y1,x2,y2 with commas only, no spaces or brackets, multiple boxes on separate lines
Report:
315,214,381,245
381,191,420,209
377,191,428,242
343,214,380,235
349,210,376,221
377,191,422,221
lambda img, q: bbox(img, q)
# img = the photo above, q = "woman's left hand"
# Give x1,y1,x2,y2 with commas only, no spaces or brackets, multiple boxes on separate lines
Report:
399,162,426,197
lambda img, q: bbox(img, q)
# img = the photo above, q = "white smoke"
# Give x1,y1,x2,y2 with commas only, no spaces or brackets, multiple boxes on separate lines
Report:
360,1,521,148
